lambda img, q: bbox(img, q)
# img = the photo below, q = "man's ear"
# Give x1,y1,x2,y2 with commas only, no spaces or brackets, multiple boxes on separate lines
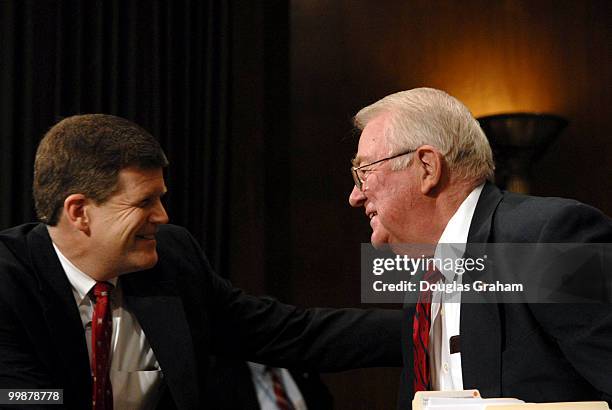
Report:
62,194,90,233
414,145,444,195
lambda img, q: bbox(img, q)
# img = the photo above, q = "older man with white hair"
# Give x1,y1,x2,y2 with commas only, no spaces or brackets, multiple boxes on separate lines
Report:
348,88,612,407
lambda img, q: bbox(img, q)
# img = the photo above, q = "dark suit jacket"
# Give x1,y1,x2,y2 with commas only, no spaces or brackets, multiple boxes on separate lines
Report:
398,182,612,408
0,223,402,410
204,356,333,410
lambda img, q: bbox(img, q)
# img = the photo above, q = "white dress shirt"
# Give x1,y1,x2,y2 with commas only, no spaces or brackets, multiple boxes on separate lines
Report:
248,362,307,410
430,183,484,390
52,243,163,410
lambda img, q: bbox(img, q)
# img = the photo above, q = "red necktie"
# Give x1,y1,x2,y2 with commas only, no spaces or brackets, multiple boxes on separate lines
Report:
267,367,293,410
413,267,443,392
91,282,114,410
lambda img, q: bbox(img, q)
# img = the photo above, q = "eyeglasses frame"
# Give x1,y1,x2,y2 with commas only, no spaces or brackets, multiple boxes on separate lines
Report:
351,148,416,191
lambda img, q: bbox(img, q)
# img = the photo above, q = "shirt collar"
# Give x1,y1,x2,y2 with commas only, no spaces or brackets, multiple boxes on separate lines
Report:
51,242,118,306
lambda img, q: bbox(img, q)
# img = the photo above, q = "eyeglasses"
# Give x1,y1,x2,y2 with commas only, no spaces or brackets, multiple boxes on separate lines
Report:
351,149,416,191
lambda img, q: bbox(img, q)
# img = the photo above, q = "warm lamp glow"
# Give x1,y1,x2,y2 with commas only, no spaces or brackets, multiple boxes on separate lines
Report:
412,20,564,117
423,61,561,118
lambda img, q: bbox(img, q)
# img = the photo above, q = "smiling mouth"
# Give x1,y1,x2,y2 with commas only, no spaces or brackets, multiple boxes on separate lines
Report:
367,211,378,220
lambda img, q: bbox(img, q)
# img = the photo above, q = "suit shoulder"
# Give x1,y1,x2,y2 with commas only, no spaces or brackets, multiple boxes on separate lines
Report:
157,223,192,236
0,224,42,302
0,223,39,248
154,224,215,269
498,192,594,220
156,224,197,247
494,192,612,242
0,223,40,269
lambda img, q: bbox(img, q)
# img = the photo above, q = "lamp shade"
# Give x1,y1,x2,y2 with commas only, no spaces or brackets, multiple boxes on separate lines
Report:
478,113,568,192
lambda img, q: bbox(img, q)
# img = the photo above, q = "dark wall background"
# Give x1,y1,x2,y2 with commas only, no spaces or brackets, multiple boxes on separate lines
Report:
1,0,611,409
0,0,235,273
0,0,291,287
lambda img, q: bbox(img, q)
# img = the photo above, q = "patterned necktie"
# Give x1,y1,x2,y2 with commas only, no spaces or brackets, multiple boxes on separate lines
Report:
267,367,293,410
91,282,114,410
413,266,443,392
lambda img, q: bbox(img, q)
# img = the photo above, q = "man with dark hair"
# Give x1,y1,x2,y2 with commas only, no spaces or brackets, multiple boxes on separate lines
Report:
0,114,402,410
33,114,169,226
348,88,612,407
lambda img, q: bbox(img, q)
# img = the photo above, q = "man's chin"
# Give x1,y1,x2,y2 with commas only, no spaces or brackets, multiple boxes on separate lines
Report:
370,232,389,250
140,253,159,270
123,252,159,273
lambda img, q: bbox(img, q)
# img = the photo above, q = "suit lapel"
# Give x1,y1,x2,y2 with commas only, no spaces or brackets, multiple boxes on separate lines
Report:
121,269,198,410
460,182,504,396
28,224,92,406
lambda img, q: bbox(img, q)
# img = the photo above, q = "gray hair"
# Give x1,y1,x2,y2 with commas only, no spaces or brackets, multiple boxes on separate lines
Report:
354,87,494,182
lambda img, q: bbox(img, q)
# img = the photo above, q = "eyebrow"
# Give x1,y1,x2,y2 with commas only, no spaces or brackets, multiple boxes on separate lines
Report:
351,154,363,167
138,187,167,201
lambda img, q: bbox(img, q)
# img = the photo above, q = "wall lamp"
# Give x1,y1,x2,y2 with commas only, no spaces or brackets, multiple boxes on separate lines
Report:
477,113,568,193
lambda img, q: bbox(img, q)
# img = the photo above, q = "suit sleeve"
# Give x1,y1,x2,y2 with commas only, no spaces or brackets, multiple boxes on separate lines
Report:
164,226,403,371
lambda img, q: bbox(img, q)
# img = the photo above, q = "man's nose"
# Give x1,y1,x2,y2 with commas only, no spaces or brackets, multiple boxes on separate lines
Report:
151,199,170,224
349,185,366,207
